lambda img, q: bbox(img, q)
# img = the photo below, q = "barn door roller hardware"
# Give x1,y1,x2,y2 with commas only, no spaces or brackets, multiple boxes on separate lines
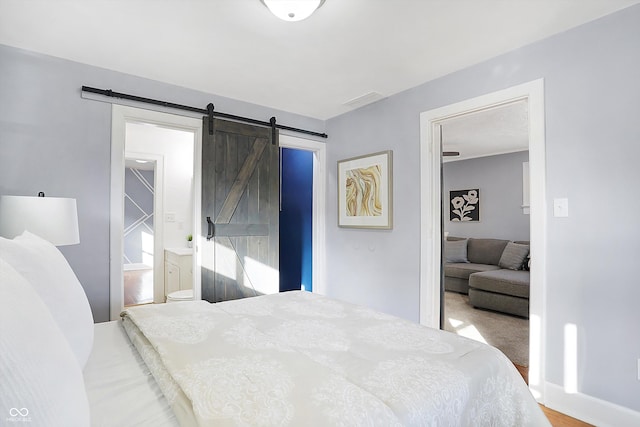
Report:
81,86,328,139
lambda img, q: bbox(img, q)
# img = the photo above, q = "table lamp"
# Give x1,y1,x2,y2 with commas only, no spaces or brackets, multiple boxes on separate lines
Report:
0,193,80,246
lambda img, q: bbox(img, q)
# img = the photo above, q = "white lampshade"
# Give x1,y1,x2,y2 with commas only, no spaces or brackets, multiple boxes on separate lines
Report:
262,0,324,22
0,195,80,246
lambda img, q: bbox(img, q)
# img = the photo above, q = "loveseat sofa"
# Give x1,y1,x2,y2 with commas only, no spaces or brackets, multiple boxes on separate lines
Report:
444,237,530,318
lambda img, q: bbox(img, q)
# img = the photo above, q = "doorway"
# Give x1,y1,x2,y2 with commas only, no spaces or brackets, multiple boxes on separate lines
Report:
111,107,326,318
419,79,546,401
439,102,531,367
123,156,158,306
110,105,202,320
279,134,327,295
280,147,314,292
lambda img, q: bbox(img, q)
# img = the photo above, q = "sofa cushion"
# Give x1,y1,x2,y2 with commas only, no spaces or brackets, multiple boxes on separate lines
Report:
468,269,530,298
468,288,529,318
444,238,468,263
498,242,530,270
445,263,501,280
514,240,531,271
467,238,509,265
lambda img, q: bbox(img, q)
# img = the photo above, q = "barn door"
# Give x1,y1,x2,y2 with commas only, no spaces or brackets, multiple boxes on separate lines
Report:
201,119,279,302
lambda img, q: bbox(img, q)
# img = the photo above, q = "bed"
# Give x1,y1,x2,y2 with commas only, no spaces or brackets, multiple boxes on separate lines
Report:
0,231,550,426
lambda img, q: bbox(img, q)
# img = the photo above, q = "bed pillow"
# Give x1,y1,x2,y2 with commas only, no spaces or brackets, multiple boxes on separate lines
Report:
444,238,469,263
498,242,530,270
0,258,90,426
0,231,94,368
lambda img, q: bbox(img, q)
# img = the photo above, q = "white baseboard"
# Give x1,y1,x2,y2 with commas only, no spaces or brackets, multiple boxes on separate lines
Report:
123,263,152,271
545,382,640,427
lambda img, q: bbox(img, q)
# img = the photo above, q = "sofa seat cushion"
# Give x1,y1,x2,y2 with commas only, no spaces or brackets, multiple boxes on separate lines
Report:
469,269,530,298
445,263,501,280
468,289,529,318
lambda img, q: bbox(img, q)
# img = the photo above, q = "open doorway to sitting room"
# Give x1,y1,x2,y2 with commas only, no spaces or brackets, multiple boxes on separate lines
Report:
440,101,531,370
420,80,546,401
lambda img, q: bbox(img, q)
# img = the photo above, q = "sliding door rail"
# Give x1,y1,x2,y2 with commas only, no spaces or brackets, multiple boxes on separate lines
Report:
81,86,328,139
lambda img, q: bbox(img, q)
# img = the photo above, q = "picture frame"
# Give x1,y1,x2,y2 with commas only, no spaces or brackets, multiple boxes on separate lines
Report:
449,189,480,222
337,150,393,229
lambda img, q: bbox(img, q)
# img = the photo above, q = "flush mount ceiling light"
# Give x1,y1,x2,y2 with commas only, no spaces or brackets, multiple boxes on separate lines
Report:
261,0,325,22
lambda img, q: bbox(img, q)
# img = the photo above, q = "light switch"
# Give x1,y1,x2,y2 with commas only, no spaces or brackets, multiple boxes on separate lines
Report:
166,212,176,222
553,198,569,217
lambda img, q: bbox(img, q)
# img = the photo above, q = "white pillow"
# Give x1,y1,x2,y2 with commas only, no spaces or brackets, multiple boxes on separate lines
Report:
0,258,90,426
0,231,94,368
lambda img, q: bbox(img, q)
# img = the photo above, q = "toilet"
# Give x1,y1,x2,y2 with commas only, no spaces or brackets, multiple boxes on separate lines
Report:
166,289,194,303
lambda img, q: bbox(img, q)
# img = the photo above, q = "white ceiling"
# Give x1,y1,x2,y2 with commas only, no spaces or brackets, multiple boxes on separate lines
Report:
0,0,638,120
441,100,529,162
124,158,155,171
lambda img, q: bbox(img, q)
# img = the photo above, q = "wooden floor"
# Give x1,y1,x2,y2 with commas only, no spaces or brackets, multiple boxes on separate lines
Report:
123,268,154,306
514,364,593,427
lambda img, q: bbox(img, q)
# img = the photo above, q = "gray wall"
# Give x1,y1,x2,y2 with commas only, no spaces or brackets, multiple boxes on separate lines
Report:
444,151,530,241
0,44,324,323
325,5,640,413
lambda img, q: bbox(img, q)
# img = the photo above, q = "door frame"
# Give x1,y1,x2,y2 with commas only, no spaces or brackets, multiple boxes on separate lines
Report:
110,105,203,320
279,134,327,296
123,151,164,304
419,79,547,402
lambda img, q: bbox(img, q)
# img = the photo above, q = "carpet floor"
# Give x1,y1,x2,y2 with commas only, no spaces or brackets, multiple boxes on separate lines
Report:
443,291,529,367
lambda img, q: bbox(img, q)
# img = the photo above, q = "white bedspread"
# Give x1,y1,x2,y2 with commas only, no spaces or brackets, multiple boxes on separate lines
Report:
84,321,178,426
122,291,549,426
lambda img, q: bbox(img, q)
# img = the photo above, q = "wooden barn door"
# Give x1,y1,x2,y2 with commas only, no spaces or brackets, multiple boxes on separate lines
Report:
201,119,279,303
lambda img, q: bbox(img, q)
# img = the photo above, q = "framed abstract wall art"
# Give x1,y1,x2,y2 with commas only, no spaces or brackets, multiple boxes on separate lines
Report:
450,189,480,222
338,150,393,229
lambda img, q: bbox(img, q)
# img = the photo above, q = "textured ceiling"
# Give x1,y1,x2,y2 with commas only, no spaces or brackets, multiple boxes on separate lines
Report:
0,0,638,119
442,100,529,162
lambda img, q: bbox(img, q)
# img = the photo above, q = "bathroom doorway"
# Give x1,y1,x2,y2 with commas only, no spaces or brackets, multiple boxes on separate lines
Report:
110,105,202,320
123,156,158,306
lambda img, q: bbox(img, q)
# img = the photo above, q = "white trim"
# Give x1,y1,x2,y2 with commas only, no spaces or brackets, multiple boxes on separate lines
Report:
124,151,164,304
279,134,327,296
545,382,640,427
419,79,547,402
110,105,202,320
123,263,151,271
192,121,203,303
418,120,443,328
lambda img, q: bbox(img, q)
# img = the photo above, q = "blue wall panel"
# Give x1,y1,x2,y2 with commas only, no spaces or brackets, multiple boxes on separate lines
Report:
279,148,313,292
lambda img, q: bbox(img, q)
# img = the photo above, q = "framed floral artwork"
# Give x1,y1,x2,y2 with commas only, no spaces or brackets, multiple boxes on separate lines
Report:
450,189,479,222
338,150,393,229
